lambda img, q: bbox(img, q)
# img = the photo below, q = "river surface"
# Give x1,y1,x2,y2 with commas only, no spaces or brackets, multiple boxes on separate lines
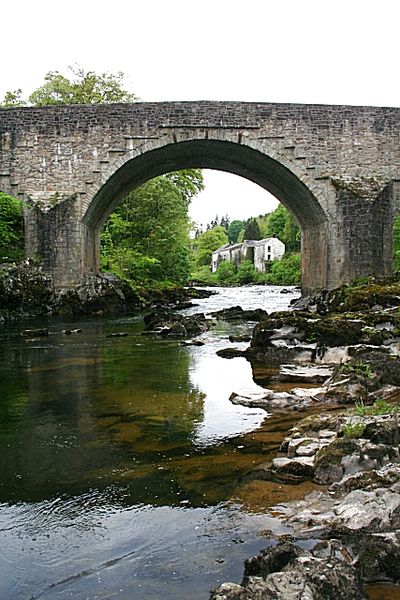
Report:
0,285,307,600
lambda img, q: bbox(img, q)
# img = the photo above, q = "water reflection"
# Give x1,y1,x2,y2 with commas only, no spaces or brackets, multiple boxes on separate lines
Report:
0,286,300,600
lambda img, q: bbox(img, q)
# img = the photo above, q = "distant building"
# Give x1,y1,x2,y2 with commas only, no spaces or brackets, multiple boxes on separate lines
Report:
211,237,285,273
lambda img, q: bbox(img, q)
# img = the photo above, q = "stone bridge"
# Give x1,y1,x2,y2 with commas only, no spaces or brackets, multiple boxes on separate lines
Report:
1,101,400,292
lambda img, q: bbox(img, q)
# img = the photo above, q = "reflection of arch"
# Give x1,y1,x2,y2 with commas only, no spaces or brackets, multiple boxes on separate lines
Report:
82,139,329,292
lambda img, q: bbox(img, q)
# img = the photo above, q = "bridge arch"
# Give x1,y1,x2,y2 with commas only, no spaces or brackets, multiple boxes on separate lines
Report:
81,137,329,293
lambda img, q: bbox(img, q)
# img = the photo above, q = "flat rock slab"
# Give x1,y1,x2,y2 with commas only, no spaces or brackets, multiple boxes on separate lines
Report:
280,364,333,383
230,386,326,411
284,483,400,536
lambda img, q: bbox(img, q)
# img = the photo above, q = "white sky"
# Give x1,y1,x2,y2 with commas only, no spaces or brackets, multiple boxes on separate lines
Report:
2,0,399,225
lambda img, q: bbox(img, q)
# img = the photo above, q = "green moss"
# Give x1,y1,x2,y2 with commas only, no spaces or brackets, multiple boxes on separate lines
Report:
315,438,359,467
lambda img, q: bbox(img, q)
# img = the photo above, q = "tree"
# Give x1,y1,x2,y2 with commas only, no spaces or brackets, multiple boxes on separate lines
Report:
0,89,26,108
227,219,245,243
1,66,137,107
243,217,261,240
263,204,287,239
101,170,203,285
193,226,229,268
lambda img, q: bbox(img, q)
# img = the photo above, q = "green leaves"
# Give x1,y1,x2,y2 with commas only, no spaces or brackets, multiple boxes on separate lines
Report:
101,170,203,286
262,253,301,285
0,193,25,261
1,66,137,107
227,220,245,243
0,89,26,108
192,226,229,268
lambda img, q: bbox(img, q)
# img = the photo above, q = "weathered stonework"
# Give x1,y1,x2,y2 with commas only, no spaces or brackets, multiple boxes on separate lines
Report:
1,101,400,291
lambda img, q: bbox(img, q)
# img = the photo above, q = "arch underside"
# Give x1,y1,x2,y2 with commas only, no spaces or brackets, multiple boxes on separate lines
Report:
83,139,329,292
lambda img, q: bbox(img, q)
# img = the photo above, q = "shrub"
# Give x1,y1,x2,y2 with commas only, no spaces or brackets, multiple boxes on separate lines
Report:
236,260,256,284
263,253,301,286
0,192,25,261
190,265,216,285
216,260,237,285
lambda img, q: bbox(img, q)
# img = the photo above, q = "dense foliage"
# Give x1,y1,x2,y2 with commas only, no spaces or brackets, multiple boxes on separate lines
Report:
0,192,25,261
101,170,204,286
227,219,245,243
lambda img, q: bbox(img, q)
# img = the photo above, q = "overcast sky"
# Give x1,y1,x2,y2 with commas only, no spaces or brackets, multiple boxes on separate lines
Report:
2,0,399,225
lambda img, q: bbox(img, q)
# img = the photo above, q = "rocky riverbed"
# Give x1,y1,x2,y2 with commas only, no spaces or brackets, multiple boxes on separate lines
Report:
3,261,400,598
209,277,400,599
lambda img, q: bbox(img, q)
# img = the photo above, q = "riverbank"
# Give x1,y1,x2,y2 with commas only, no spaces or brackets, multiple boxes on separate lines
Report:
210,276,400,599
0,261,213,322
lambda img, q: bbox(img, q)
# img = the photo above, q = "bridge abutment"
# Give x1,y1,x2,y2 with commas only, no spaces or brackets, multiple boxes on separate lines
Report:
331,179,393,283
24,194,86,288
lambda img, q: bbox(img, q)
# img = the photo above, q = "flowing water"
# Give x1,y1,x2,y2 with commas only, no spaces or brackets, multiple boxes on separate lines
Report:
0,284,323,600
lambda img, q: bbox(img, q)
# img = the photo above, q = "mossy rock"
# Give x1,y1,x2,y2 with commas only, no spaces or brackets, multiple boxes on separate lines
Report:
339,283,400,312
315,438,359,469
250,308,397,351
289,413,342,437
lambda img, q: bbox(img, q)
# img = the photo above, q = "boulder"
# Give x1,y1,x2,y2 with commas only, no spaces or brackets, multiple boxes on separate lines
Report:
143,309,209,337
210,306,268,322
281,484,400,538
181,339,205,347
229,334,252,343
217,348,246,359
210,542,365,600
314,437,400,485
0,261,54,318
350,532,400,582
53,273,143,316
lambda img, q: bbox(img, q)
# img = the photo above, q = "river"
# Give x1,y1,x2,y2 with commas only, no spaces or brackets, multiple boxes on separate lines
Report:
0,285,304,600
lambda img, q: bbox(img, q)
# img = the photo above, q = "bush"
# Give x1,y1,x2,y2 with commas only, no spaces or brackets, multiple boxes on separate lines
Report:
264,253,301,285
0,192,25,261
190,265,217,285
100,248,162,284
216,261,237,285
354,398,399,416
338,361,374,379
236,260,256,284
